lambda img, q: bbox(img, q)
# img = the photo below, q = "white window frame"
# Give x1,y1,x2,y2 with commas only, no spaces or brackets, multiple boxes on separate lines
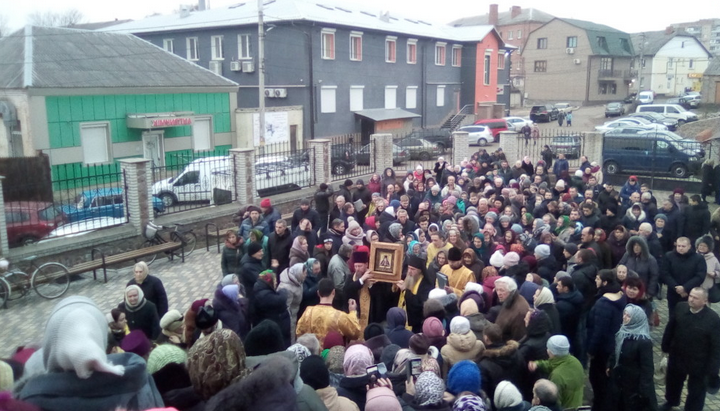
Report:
350,86,364,111
186,37,199,61
163,39,174,53
385,36,397,63
80,122,112,165
517,30,522,39
407,39,418,64
192,116,214,152
508,31,513,40
385,86,398,109
435,42,446,66
452,45,462,67
321,28,336,60
238,34,252,59
320,86,337,113
405,86,418,109
211,35,224,60
349,31,363,61
484,53,492,85
436,85,445,107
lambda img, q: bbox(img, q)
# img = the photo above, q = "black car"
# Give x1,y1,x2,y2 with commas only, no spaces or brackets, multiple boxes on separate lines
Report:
395,138,442,160
404,129,453,151
330,144,356,175
550,135,581,159
529,105,559,123
604,102,626,117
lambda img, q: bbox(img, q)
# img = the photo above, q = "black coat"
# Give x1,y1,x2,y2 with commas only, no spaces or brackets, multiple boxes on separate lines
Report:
536,255,557,283
570,262,597,311
338,375,370,411
404,274,435,333
221,244,242,276
119,300,160,340
683,202,710,243
660,250,706,308
610,337,658,411
239,253,265,303
268,230,293,273
536,303,561,335
587,293,627,357
291,208,321,232
314,188,333,213
662,302,720,377
555,289,584,343
477,341,526,405
298,273,321,318
212,288,250,340
517,312,550,362
252,280,291,348
127,275,168,318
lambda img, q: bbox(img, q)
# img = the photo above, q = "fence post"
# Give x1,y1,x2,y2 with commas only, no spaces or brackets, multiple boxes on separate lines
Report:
582,131,604,167
119,158,153,236
0,176,8,255
230,148,256,205
498,131,520,164
371,133,393,175
307,139,332,186
451,131,470,165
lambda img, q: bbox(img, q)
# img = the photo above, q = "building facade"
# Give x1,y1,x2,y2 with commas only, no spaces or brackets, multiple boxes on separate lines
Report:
671,19,720,56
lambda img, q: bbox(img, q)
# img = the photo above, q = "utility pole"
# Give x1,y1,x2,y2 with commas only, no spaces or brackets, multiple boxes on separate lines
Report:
258,0,266,148
638,32,645,93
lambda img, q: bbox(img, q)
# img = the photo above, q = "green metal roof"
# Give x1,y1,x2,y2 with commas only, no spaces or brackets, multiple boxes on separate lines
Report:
562,18,634,57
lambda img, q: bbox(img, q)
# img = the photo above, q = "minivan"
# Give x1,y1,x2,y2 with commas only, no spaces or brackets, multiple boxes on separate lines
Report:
635,104,698,124
602,134,703,178
637,91,654,104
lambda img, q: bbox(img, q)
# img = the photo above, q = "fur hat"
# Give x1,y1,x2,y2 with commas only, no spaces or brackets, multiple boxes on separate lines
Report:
696,235,714,252
195,305,218,330
244,319,285,356
407,255,425,270
353,250,370,264
428,288,447,299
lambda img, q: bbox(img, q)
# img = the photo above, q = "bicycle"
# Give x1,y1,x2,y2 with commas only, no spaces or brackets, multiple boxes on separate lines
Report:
140,222,197,265
0,256,71,307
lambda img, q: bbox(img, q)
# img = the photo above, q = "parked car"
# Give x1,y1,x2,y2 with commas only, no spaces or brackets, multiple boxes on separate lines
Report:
458,125,494,146
622,93,637,104
5,201,68,247
405,129,453,151
42,216,129,241
503,116,533,132
62,188,165,222
635,104,698,125
555,103,571,113
356,143,407,166
637,91,654,104
529,105,559,123
603,134,703,178
395,138,442,160
549,135,581,159
595,118,666,132
330,144,357,175
627,112,678,131
472,119,508,140
604,102,626,117
681,92,701,108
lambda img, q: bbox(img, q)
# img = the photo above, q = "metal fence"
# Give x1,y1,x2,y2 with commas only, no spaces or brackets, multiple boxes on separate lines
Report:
4,162,128,248
255,142,315,197
392,131,449,172
515,129,586,170
330,135,375,181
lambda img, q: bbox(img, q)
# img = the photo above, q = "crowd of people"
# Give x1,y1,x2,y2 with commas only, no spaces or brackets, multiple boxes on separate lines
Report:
3,149,720,411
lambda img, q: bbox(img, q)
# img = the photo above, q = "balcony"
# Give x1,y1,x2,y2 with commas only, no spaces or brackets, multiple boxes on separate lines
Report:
598,69,636,80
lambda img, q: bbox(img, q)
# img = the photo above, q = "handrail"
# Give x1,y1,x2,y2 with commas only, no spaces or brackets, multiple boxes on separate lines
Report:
445,104,474,130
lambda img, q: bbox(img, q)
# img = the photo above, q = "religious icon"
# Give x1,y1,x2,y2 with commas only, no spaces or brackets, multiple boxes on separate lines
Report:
369,243,404,283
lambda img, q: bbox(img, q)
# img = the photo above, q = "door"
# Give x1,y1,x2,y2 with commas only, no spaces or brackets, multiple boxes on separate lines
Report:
715,82,720,104
142,131,165,168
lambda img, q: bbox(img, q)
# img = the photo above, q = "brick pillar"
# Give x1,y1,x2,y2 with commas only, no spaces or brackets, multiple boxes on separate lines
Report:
119,158,153,236
371,133,393,175
308,139,332,186
498,131,520,163
230,148,256,205
582,131,604,167
0,176,8,255
451,131,470,165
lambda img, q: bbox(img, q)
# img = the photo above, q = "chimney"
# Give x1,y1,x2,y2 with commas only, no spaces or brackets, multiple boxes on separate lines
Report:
511,6,521,18
198,0,206,10
665,26,674,35
489,4,499,26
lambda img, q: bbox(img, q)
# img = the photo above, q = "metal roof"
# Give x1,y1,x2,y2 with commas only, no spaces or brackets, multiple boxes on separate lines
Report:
560,18,634,57
705,58,720,76
450,8,554,27
0,25,239,89
100,0,502,44
353,108,421,121
630,30,712,57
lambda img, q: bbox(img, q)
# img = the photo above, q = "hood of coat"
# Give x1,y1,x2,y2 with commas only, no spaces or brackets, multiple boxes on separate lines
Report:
624,203,647,222
524,311,551,337
481,340,520,359
447,331,481,352
625,235,650,260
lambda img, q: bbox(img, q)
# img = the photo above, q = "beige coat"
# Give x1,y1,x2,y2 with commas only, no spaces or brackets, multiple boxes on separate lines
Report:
701,252,720,289
440,330,485,376
316,386,360,411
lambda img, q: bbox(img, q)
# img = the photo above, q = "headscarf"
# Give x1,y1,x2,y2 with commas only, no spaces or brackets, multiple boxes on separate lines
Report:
325,346,346,374
534,287,555,307
187,328,251,400
287,263,306,287
305,258,318,275
291,236,309,259
614,304,651,367
407,240,421,258
221,274,237,287
258,270,277,289
222,284,239,305
343,344,373,376
287,343,311,364
250,229,264,242
415,371,445,406
386,307,407,330
470,233,486,259
555,215,571,235
123,284,146,312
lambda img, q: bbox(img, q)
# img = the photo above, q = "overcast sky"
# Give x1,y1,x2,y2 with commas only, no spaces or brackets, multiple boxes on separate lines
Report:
3,0,718,34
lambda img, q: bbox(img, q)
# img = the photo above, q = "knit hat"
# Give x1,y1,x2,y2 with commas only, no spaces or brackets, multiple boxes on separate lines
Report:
555,271,571,280
448,247,463,261
485,211,498,222
147,344,188,374
511,224,523,234
409,334,430,355
160,309,184,332
422,317,445,338
120,329,152,358
381,344,402,371
453,394,487,411
415,371,445,406
243,319,285,356
499,215,511,223
390,199,401,209
299,355,330,390
366,386,403,411
428,288,447,300
195,305,218,330
325,345,346,374
534,244,550,259
347,219,361,232
447,360,481,395
450,316,471,335
547,335,570,356
503,251,520,267
260,198,271,208
287,343,311,364
494,381,523,408
654,213,668,223
489,250,504,268
389,223,403,240
247,241,263,256
564,243,578,255
221,274,237,287
323,330,344,349
364,323,385,340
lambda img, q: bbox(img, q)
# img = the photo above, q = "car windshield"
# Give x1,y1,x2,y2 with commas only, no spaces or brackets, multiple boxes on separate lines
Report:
39,205,61,221
608,103,621,108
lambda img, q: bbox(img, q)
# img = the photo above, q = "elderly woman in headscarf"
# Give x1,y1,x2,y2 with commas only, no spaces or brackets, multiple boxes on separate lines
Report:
462,248,485,282
254,270,291,348
533,286,561,335
118,284,160,340
213,283,249,340
338,344,375,410
289,235,310,267
17,296,164,410
278,263,308,344
343,218,365,246
187,328,252,402
610,304,656,411
555,215,574,244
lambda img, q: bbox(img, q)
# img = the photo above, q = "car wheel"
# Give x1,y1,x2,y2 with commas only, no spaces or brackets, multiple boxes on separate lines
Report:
418,152,431,160
333,164,347,175
671,164,688,178
677,119,686,126
477,138,488,146
22,236,40,246
604,161,620,175
159,193,176,207
435,143,445,152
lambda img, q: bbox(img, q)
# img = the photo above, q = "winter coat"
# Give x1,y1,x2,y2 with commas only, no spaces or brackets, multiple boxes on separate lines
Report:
587,291,627,357
316,386,360,411
238,217,268,240
536,255,557,283
404,274,435,333
337,375,370,411
253,279,291,348
278,268,305,343
701,251,720,291
315,188,334,213
327,255,351,291
619,236,660,296
289,246,310,267
494,291,530,342
314,246,332,276
535,354,585,409
608,230,629,266
660,250,706,309
662,302,720,377
570,262,597,311
269,230,294,273
621,205,647,233
239,253,265,302
536,303,561,335
683,202,711,243
221,242,243,275
518,312,551,362
610,337,658,411
440,331,485,376
298,273,321,318
552,159,569,179
212,287,249,340
127,275,169,318
262,207,283,235
555,289,584,343
477,341,526,404
118,300,160,340
619,181,640,205
297,384,330,411
292,208,321,232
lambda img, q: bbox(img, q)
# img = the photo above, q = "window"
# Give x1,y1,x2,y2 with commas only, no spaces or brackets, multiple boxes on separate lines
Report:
350,32,363,61
620,38,630,53
80,122,112,165
385,36,397,63
186,37,198,60
537,38,547,49
163,39,174,53
497,51,505,69
321,29,335,60
534,60,547,72
192,117,213,151
385,86,397,109
667,58,674,70
350,86,364,111
566,36,577,48
689,59,694,68
508,31,513,40
484,54,492,84
597,36,608,50
320,86,337,113
406,86,417,109
641,58,646,68
452,45,462,67
436,85,445,107
435,42,446,65
517,30,522,39
600,57,613,71
211,35,224,60
407,39,417,64
238,34,252,59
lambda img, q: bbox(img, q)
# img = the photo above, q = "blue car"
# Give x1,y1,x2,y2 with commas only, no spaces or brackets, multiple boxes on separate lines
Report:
62,188,165,222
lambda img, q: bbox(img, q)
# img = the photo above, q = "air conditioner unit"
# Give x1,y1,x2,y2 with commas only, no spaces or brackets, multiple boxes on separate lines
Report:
209,60,222,75
274,88,287,98
242,61,255,73
573,59,581,65
264,88,274,98
230,61,242,71
566,47,575,54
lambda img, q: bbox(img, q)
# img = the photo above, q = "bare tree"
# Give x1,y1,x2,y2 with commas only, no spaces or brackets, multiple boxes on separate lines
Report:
27,9,85,27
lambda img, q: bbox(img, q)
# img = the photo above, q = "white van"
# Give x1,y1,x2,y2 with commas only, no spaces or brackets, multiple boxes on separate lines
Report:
635,104,698,124
637,91,654,104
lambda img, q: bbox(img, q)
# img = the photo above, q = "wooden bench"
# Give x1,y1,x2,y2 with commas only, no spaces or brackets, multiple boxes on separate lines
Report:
205,213,294,253
67,242,183,283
